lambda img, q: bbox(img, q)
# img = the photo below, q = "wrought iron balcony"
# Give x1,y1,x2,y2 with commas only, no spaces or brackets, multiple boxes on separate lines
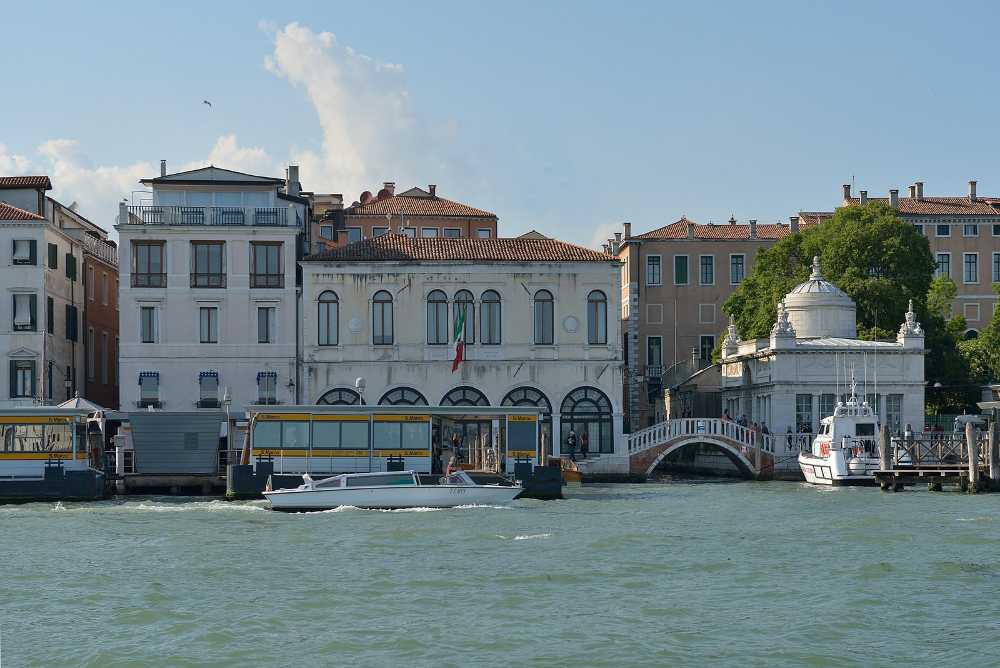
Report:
125,205,291,227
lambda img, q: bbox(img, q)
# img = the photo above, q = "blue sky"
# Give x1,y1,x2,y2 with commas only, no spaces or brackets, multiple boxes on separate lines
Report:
2,1,999,245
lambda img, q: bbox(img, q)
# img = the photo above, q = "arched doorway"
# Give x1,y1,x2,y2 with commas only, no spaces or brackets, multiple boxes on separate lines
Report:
440,386,490,407
317,388,361,405
502,387,553,456
440,386,491,464
560,386,613,454
378,387,428,406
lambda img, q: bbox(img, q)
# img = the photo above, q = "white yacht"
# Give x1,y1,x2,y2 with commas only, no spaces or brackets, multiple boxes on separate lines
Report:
263,470,522,511
798,382,881,486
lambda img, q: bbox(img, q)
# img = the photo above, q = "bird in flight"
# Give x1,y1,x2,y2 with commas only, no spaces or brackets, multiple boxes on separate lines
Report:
202,100,212,107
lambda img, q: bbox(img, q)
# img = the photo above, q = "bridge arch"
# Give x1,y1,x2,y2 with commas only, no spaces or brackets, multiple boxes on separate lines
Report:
643,436,757,479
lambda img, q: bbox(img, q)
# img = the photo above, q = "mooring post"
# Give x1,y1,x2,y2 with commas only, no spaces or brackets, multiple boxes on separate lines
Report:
989,412,999,489
967,422,979,494
878,425,892,491
754,431,761,478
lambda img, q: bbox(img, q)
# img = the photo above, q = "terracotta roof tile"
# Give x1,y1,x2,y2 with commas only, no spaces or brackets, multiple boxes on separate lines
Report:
304,234,613,263
0,201,45,221
847,196,1000,216
0,175,52,189
635,217,807,241
347,192,496,218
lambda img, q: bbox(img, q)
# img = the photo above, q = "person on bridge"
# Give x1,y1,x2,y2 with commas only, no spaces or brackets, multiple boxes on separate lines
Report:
722,409,732,422
761,422,770,436
566,429,578,462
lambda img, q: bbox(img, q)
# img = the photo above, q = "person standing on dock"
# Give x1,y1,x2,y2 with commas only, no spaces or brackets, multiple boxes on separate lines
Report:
566,429,577,462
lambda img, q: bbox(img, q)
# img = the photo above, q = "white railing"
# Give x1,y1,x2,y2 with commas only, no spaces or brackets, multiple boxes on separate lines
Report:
125,205,292,227
80,234,118,265
626,418,775,456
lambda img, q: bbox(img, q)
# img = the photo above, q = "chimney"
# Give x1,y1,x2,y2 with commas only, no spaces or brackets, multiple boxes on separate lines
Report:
908,185,916,199
915,181,924,200
686,221,694,238
860,190,868,206
336,226,351,248
969,180,977,202
118,201,128,226
160,159,167,177
749,219,758,239
383,182,395,196
614,232,622,245
889,189,899,209
728,215,737,225
428,184,437,197
602,243,610,254
286,165,300,197
789,216,800,233
842,184,852,202
623,222,631,239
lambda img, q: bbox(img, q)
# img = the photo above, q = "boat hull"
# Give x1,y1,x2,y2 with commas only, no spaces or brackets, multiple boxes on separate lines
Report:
264,484,522,511
798,452,878,487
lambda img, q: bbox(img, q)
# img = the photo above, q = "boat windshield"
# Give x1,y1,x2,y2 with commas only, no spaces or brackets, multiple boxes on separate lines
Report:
443,471,475,486
856,423,876,437
344,473,416,488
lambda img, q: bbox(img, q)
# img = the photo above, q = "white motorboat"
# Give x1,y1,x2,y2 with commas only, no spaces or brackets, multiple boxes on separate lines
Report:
263,470,522,511
798,382,881,486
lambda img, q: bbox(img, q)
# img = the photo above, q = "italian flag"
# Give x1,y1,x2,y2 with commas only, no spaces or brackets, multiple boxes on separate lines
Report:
451,305,467,372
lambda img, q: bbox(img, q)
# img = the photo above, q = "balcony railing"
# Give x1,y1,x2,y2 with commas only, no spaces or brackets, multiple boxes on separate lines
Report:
125,206,291,227
132,273,166,288
250,273,284,288
80,234,118,265
190,273,227,288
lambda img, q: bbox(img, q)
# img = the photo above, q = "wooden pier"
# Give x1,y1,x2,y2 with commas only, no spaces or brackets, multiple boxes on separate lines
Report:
875,416,1000,493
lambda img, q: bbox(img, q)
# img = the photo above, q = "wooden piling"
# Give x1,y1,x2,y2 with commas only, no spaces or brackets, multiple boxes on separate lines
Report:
989,414,999,489
967,422,979,494
879,425,891,470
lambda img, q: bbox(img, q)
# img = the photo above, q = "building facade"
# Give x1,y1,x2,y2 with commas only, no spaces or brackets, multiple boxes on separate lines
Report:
79,227,120,409
616,216,808,429
835,181,1000,335
300,234,624,457
116,165,306,414
0,176,86,406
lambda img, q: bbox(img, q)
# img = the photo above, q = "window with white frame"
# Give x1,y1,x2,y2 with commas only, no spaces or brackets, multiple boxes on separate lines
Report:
819,394,836,420
936,224,950,237
795,394,813,432
533,290,554,345
443,228,461,238
427,290,449,345
935,253,951,278
699,335,715,361
257,371,277,404
645,256,661,286
587,290,608,344
480,290,501,345
698,304,716,324
140,306,157,343
88,266,95,301
674,255,689,285
12,294,36,331
318,291,339,346
199,307,219,343
699,255,714,285
994,223,1000,237
646,336,662,370
886,394,903,434
347,228,362,243
198,371,219,408
477,229,492,238
964,303,981,322
730,254,746,284
402,227,416,238
257,307,275,344
421,228,439,238
913,224,924,235
963,224,979,237
372,227,389,237
373,290,394,345
9,360,36,398
12,239,35,265
101,272,109,306
87,327,96,381
101,332,108,385
993,252,1000,283
138,372,159,407
964,253,979,283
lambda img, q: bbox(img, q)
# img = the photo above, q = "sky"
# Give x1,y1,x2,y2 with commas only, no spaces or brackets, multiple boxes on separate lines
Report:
2,0,1000,247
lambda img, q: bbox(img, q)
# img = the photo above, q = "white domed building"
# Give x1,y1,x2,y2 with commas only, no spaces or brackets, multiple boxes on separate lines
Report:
720,257,926,476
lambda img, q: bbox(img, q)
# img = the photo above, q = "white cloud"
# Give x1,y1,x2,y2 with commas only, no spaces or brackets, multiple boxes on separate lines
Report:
180,135,275,177
0,144,32,174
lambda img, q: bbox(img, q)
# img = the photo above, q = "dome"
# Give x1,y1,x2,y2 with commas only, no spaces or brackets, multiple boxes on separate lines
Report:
781,256,857,338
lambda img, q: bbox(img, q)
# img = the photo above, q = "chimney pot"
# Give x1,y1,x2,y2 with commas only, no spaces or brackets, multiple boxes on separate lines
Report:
915,181,924,200
686,222,694,238
860,190,868,206
728,215,737,225
623,222,631,239
286,165,300,197
749,219,758,238
969,180,977,201
889,189,899,209
789,216,800,233
614,232,622,244
160,159,167,177
908,185,916,199
842,184,852,201
428,184,436,197
383,182,395,196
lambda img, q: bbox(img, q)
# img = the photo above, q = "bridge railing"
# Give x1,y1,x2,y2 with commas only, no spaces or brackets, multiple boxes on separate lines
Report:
627,418,774,456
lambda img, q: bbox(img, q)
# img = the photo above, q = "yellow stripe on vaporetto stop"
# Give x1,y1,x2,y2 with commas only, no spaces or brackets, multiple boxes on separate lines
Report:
508,450,536,457
0,416,76,425
0,452,77,460
253,449,370,457
373,414,430,422
507,415,537,422
375,450,429,457
311,415,369,422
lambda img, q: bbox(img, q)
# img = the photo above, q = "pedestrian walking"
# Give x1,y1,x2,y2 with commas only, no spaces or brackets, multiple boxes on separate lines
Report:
566,429,577,462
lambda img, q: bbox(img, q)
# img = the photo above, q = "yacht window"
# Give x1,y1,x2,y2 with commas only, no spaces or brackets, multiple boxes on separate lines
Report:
345,473,415,487
856,423,875,437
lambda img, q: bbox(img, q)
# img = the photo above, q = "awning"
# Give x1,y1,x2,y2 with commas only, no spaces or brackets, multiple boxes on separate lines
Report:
256,371,277,380
199,370,219,378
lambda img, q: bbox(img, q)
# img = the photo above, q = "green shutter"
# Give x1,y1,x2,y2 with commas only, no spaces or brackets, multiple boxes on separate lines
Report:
65,253,76,280
8,360,15,398
29,294,37,331
48,243,58,269
28,240,37,265
30,362,36,398
46,297,54,334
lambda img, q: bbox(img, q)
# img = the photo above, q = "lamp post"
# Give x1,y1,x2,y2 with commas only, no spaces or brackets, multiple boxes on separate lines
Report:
222,386,232,458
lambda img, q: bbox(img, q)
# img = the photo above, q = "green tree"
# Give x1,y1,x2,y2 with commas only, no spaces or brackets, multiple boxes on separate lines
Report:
927,275,958,321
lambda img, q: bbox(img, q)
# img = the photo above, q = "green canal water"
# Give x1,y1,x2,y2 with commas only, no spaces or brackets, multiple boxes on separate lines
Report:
3,481,1000,667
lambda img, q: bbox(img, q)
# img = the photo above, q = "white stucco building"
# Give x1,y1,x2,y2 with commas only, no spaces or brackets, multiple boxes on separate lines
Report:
116,165,308,413
300,234,624,457
721,257,926,465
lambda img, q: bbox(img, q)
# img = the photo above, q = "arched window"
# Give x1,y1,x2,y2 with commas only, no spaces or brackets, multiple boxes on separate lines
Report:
502,387,553,456
317,388,361,405
587,290,608,344
441,386,490,406
379,387,429,406
560,386,613,454
372,290,393,345
480,290,501,345
533,290,554,345
427,290,449,345
453,290,475,344
317,290,339,346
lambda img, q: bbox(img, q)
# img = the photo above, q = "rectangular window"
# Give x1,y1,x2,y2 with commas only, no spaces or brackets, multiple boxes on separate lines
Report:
64,305,78,341
698,304,715,324
47,243,58,269
372,227,389,237
674,255,689,285
87,327,96,381
402,227,416,238
818,394,836,419
646,336,662,371
250,242,282,288
421,228,439,238
9,360,36,398
795,394,814,433
347,228,362,243
100,332,108,385
993,252,1000,284
257,307,275,344
132,242,165,287
994,224,1000,237
886,394,903,434
935,253,951,278
477,229,492,238
319,225,333,240
645,256,661,286
257,372,277,405
964,303,981,322
139,373,159,407
12,239,35,265
65,253,76,280
699,335,715,361
699,255,714,285
87,266,95,301
101,273,109,306
964,252,979,283
199,307,219,343
190,241,226,288
913,224,924,235
730,254,746,284
198,372,219,408
443,228,461,238
12,294,36,331
963,224,979,237
936,224,950,237
865,394,882,420
46,297,54,334
140,306,157,343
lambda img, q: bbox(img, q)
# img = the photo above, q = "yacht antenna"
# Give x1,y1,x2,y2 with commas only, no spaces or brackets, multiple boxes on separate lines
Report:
873,308,878,419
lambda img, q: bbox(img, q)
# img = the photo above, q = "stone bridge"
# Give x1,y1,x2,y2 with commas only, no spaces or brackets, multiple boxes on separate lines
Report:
626,418,775,479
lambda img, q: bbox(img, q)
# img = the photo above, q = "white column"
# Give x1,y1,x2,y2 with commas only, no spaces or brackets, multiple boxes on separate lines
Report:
613,412,624,455
552,414,562,456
